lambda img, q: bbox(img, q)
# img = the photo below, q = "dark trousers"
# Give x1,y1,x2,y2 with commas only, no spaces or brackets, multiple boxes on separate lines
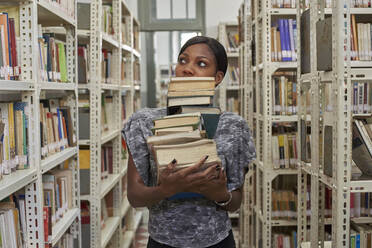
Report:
147,230,236,248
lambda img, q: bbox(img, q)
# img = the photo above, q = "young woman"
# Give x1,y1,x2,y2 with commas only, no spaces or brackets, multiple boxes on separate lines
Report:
122,36,256,248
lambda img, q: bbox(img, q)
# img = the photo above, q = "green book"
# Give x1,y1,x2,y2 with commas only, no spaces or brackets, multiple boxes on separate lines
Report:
58,43,67,82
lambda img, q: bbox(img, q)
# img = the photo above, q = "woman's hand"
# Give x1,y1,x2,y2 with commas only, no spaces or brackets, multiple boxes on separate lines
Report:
195,167,230,202
158,156,220,198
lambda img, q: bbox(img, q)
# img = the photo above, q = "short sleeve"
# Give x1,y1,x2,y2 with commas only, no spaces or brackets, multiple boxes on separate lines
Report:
122,109,155,186
215,113,256,192
239,119,256,169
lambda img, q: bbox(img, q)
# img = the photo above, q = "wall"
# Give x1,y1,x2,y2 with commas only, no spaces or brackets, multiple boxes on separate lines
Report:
205,0,242,38
124,0,138,19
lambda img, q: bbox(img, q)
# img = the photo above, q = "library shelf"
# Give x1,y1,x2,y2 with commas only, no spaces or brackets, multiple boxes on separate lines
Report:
102,129,121,144
101,216,121,248
120,197,130,218
39,82,77,91
102,32,120,49
0,81,34,91
38,0,76,26
41,147,78,174
122,44,132,53
51,208,80,246
271,219,298,227
121,231,135,248
0,168,37,201
227,52,239,57
132,49,141,59
269,8,297,15
100,173,122,199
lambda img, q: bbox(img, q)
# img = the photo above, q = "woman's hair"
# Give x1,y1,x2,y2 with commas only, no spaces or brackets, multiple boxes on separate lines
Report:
178,36,228,75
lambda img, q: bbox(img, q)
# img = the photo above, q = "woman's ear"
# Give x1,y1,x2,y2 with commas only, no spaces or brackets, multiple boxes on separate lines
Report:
214,71,224,86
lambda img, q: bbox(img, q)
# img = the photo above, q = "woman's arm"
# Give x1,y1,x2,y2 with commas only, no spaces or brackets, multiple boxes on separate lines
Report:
195,168,243,212
127,152,220,208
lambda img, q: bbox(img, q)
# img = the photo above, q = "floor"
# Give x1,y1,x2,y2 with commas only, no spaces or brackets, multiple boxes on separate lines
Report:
132,210,240,248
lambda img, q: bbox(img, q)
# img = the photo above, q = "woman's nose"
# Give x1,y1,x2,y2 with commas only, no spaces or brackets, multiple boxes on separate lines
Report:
182,65,194,76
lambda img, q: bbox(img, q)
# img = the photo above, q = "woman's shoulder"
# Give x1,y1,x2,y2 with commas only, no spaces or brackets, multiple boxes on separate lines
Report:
219,112,247,128
127,107,166,123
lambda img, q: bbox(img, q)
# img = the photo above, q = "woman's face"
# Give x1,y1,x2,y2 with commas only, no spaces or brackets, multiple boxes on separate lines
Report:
175,43,224,85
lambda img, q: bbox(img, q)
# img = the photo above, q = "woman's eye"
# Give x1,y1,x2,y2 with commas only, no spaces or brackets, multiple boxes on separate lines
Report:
179,58,186,64
198,61,207,67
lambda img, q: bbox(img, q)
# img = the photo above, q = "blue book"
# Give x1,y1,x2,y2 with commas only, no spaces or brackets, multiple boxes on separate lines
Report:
356,233,360,248
168,192,204,200
56,108,64,151
293,20,297,60
283,19,291,61
278,19,287,61
42,34,51,82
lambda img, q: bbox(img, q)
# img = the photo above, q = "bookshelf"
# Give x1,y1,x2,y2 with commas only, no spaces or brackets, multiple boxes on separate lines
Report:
76,0,141,248
238,1,253,248
296,1,372,247
217,22,241,115
242,0,300,246
0,0,82,247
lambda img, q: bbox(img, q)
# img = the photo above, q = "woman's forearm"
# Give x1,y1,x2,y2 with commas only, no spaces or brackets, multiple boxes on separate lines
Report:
221,190,242,212
127,154,169,208
128,182,169,208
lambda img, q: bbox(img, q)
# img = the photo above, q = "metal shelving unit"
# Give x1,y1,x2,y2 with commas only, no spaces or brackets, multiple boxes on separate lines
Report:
238,1,253,248
76,0,141,247
296,1,372,248
0,0,82,247
217,22,241,114
242,0,300,246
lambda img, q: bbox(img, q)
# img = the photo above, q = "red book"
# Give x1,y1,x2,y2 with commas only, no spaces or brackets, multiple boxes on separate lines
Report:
351,192,355,218
43,206,52,242
8,18,17,79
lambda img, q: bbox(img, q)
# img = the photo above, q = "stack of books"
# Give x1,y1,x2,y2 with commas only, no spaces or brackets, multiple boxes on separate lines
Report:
147,77,222,198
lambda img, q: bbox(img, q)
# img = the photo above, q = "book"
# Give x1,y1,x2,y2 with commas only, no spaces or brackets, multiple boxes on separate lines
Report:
167,90,215,98
168,77,215,92
167,96,212,107
154,125,196,136
352,120,372,175
147,129,202,146
152,139,221,175
152,112,201,131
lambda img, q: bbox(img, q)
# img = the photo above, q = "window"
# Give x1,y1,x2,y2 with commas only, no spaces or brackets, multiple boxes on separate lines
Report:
139,0,204,31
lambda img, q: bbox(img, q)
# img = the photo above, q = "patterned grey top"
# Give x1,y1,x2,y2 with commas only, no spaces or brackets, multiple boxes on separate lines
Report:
122,108,256,248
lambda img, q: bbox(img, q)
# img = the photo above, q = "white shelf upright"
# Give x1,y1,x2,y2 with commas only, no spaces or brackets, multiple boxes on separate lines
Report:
0,0,82,247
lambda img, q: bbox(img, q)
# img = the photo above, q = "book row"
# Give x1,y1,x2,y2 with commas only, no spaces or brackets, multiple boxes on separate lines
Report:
42,169,73,242
102,5,114,36
351,222,372,248
272,231,297,248
38,30,68,83
323,82,372,114
40,99,75,158
272,133,298,169
226,31,239,53
351,16,372,61
352,117,372,177
271,0,296,8
227,97,240,114
78,45,132,85
0,102,29,175
352,82,372,114
272,74,297,115
271,190,297,220
0,8,20,80
228,65,240,85
271,19,297,62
